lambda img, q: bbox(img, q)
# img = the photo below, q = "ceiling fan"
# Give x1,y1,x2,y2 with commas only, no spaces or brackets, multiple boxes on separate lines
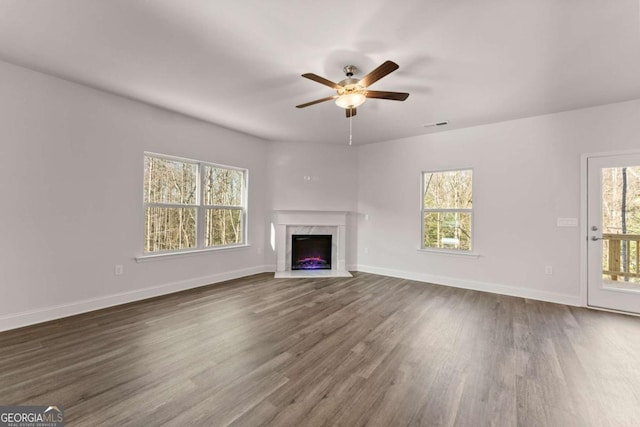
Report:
296,60,409,118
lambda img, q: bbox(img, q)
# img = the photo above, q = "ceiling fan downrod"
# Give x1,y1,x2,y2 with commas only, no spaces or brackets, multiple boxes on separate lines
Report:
343,65,358,77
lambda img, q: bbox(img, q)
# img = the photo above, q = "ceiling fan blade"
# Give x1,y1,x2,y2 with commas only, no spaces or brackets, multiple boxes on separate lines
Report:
359,60,399,87
302,73,341,90
296,95,338,108
346,108,357,118
365,90,410,101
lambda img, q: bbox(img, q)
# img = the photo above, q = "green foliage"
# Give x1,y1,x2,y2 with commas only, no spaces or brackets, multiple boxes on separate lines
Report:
423,212,471,250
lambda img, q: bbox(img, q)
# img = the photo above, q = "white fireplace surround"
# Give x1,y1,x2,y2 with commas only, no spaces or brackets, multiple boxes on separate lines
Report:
274,210,352,278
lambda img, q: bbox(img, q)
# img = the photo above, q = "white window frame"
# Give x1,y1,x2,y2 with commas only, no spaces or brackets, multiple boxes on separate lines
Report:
142,152,248,256
421,168,474,253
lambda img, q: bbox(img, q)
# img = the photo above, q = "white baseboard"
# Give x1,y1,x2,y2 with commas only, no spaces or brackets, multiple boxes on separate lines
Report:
355,265,581,307
0,264,582,332
0,265,271,332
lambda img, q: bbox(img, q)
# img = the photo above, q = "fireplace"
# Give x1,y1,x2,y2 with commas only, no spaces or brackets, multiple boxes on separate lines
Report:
273,210,351,278
291,234,332,270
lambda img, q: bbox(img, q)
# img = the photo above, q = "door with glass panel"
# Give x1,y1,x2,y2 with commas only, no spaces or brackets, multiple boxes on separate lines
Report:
587,154,640,314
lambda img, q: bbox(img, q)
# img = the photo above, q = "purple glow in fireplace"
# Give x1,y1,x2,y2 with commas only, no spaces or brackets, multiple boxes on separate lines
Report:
291,234,332,270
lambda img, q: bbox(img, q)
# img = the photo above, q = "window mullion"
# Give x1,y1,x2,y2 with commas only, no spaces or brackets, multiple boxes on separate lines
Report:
203,205,244,210
422,208,472,213
145,202,198,209
197,162,206,249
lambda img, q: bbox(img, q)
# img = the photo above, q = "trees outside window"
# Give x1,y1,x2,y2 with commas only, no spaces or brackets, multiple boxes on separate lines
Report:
203,165,244,247
144,153,247,253
422,169,472,251
601,166,640,282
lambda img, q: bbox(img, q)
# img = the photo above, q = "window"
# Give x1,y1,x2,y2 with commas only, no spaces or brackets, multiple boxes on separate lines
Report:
143,153,247,253
422,169,472,251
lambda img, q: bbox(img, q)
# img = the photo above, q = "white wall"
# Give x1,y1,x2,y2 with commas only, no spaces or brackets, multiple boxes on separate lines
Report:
356,99,640,304
266,141,358,212
3,56,639,331
265,141,359,268
0,60,268,330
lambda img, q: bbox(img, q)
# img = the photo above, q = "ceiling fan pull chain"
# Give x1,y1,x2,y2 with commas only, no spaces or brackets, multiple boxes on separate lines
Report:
349,116,353,146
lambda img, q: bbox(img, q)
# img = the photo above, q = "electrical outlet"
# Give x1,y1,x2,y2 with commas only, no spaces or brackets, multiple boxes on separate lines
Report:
364,247,369,254
544,266,553,275
115,264,124,276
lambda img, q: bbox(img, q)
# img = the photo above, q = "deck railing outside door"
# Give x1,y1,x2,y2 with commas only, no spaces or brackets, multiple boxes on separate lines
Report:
602,233,640,281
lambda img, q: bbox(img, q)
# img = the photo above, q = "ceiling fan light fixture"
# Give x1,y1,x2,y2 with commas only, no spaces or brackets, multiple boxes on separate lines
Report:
335,83,367,109
335,92,366,109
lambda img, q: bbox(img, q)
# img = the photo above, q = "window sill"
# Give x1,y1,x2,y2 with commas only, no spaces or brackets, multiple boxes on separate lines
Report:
136,244,251,263
417,248,481,259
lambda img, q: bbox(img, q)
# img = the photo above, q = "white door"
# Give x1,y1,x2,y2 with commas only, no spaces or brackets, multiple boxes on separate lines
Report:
587,154,640,314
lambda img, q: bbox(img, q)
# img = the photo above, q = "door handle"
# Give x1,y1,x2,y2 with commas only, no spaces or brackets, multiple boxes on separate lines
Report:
591,236,602,241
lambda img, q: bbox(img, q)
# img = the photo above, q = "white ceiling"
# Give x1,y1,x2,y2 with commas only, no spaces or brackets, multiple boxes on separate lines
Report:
1,0,639,145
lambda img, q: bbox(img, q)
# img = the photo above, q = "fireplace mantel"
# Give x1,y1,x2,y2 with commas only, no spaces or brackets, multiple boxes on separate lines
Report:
273,210,352,278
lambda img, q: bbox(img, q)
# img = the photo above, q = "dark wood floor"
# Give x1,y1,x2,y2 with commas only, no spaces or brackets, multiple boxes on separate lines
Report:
1,272,639,426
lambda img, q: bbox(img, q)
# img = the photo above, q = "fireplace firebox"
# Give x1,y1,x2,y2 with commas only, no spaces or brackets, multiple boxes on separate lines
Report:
291,234,332,270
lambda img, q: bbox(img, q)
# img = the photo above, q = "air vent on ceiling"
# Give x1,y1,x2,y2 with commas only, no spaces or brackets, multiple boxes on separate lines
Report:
423,120,449,128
